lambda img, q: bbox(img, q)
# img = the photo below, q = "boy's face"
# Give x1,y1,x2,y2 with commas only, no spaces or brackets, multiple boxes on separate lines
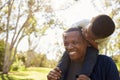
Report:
63,31,87,61
82,21,98,41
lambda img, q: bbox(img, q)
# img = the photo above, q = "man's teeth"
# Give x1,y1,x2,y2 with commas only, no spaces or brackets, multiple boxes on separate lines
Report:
70,51,76,54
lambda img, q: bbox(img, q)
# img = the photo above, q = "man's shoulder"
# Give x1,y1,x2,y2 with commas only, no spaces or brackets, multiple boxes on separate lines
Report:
97,55,114,65
97,55,112,61
98,54,110,58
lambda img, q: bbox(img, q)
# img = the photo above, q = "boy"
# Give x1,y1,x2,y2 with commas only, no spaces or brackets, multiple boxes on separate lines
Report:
57,14,115,80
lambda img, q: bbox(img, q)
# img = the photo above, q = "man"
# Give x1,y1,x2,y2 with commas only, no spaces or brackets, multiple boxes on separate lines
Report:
57,14,116,79
47,27,119,80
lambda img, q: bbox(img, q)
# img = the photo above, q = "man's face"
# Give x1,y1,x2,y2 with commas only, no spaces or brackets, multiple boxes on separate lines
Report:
63,31,87,61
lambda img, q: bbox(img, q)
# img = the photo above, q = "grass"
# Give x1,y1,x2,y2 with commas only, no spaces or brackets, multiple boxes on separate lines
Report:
0,67,52,80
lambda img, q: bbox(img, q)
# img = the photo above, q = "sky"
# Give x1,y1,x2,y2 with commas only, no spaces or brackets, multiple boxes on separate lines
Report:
18,0,101,60
46,0,102,59
53,0,100,26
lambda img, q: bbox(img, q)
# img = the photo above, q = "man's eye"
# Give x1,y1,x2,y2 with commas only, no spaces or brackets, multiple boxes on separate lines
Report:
64,42,68,46
72,41,79,45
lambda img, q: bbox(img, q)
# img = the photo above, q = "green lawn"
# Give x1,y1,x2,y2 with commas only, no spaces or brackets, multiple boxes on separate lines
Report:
0,67,52,80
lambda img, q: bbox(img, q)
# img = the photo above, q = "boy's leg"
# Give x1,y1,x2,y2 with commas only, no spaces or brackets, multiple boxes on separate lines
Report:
79,47,98,76
57,51,70,80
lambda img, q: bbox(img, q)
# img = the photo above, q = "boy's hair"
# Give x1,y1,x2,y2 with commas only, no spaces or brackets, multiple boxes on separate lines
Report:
91,14,115,38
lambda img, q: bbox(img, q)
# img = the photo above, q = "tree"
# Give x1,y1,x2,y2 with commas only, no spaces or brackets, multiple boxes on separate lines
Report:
0,0,79,73
0,0,38,74
0,40,5,71
0,0,56,74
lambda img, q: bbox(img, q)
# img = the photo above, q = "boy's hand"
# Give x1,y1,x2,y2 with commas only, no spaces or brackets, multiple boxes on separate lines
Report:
47,67,62,80
76,74,91,80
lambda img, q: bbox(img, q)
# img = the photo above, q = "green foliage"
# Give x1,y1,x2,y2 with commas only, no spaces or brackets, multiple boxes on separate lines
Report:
38,54,57,68
91,0,120,56
0,74,33,80
0,67,52,80
116,63,120,72
0,40,5,71
10,60,26,71
17,54,26,64
112,55,120,71
17,51,57,68
43,59,57,68
26,67,52,73
24,50,41,67
0,40,5,53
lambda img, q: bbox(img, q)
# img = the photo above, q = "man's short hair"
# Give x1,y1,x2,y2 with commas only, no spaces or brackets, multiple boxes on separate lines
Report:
91,14,115,38
65,27,84,38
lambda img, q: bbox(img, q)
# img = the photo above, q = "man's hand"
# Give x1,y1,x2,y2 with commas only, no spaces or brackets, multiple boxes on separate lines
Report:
47,67,62,80
76,74,91,80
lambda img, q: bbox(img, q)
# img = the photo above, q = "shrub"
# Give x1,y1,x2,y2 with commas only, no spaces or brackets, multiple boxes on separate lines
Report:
11,60,26,71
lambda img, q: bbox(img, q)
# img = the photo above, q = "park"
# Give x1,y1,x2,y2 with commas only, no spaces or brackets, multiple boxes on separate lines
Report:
0,0,120,80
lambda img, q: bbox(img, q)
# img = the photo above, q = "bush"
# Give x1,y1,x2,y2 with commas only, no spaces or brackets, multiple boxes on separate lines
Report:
0,40,5,71
11,60,26,71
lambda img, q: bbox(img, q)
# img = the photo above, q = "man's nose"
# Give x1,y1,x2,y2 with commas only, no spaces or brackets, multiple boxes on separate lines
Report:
66,43,74,50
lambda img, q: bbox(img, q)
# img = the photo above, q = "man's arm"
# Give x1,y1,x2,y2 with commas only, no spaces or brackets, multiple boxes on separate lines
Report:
105,57,120,80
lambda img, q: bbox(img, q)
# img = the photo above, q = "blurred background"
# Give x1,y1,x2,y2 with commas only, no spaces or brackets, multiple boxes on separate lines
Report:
0,0,120,80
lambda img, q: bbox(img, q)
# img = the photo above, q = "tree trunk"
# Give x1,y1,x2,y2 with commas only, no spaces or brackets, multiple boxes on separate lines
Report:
2,63,10,74
2,55,11,74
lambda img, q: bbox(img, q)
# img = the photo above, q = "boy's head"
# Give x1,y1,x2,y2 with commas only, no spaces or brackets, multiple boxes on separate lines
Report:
88,14,115,39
